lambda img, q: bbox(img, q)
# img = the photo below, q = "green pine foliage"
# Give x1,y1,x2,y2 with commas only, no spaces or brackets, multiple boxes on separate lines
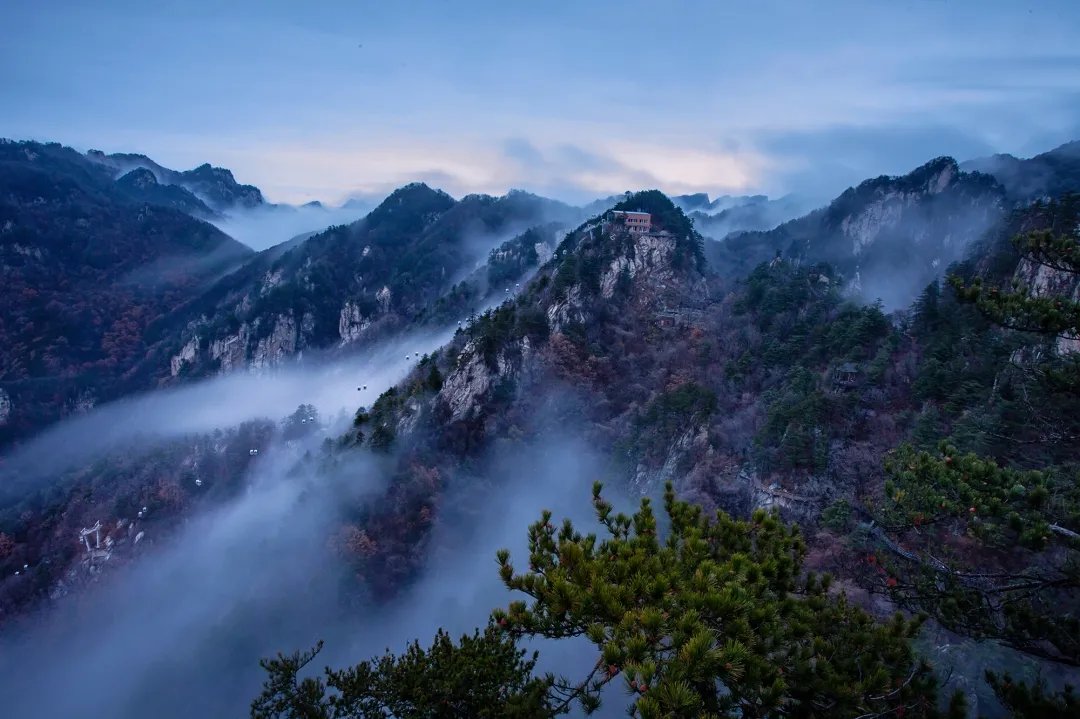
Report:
876,197,1080,709
729,260,893,474
984,671,1078,719
252,627,552,719
255,483,950,719
879,443,1079,665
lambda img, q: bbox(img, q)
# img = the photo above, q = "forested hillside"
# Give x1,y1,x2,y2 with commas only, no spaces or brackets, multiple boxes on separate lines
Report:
142,186,578,382
3,143,1079,719
254,188,1080,717
0,140,254,445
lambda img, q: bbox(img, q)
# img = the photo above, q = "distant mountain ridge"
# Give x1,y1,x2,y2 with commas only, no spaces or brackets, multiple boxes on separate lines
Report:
960,139,1080,203
149,184,580,381
707,156,1008,308
86,148,265,211
0,139,254,445
0,139,584,446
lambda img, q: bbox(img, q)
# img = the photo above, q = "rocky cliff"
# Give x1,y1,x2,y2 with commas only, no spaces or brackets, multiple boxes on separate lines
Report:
709,157,1006,309
154,185,577,381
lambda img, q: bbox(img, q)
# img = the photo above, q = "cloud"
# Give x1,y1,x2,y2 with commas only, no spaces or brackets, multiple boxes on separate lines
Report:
0,353,637,718
756,123,1003,200
0,325,457,491
209,203,371,251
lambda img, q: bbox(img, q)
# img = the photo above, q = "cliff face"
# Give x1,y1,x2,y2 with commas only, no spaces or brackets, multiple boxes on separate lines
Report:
156,185,577,381
331,192,723,593
1020,259,1080,354
1004,197,1080,355
338,235,895,594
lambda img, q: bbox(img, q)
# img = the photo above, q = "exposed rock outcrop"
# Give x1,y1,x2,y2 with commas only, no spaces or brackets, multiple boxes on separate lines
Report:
170,336,200,377
600,231,682,299
338,301,373,345
1015,258,1080,354
438,342,493,422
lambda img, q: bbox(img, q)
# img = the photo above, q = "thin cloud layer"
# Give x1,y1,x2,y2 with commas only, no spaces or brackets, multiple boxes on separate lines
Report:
2,2,1077,204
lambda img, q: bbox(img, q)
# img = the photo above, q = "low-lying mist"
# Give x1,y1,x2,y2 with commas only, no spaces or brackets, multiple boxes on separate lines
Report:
0,307,637,718
0,402,627,718
210,203,370,251
0,327,456,488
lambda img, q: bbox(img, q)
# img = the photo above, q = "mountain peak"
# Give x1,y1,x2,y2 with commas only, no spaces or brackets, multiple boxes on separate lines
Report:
380,182,454,207
117,166,158,189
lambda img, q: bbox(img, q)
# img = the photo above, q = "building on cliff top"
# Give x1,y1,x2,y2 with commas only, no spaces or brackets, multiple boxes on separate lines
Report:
609,210,652,233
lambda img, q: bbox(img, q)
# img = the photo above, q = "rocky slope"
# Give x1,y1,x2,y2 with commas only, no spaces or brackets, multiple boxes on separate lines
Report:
5,178,1080,648
147,186,578,382
0,141,578,446
0,414,278,625
708,157,1006,309
314,185,1080,604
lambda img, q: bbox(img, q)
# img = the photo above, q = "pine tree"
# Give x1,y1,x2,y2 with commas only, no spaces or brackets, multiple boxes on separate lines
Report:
254,483,950,718
252,627,552,719
878,201,1080,712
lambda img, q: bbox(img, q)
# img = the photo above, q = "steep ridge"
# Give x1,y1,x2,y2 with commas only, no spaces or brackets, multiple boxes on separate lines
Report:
961,139,1080,203
301,187,1080,605
708,157,1006,308
115,168,216,217
86,149,265,211
4,184,1080,715
0,146,577,446
322,191,720,595
148,186,578,381
0,140,254,446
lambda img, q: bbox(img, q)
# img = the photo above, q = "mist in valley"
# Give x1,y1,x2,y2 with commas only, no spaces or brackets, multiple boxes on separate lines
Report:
211,203,372,251
0,326,454,489
0,305,637,719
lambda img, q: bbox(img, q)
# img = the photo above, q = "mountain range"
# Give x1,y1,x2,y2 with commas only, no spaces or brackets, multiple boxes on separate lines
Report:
1,136,1079,716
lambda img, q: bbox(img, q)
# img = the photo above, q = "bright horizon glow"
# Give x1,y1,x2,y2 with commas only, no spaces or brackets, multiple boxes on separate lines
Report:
1,1,1078,205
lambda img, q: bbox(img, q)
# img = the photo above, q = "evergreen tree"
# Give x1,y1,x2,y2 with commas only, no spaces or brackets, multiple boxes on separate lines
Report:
426,363,443,392
252,627,552,719
255,483,952,718
879,203,1080,712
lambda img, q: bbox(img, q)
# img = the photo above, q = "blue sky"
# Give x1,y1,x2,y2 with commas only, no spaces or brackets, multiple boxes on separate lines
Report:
2,0,1078,204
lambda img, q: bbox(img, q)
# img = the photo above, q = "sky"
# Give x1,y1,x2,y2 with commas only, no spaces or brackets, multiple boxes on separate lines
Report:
1,0,1078,205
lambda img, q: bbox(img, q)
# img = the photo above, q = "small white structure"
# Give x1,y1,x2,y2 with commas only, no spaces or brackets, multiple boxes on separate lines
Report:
79,521,103,552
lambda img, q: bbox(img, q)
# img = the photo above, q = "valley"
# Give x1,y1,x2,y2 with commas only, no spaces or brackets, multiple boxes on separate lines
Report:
2,68,1079,719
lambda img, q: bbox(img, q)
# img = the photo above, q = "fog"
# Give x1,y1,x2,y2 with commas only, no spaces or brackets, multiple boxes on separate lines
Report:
0,289,637,718
0,359,631,719
0,325,455,492
690,194,820,241
210,202,371,251
845,190,1004,312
